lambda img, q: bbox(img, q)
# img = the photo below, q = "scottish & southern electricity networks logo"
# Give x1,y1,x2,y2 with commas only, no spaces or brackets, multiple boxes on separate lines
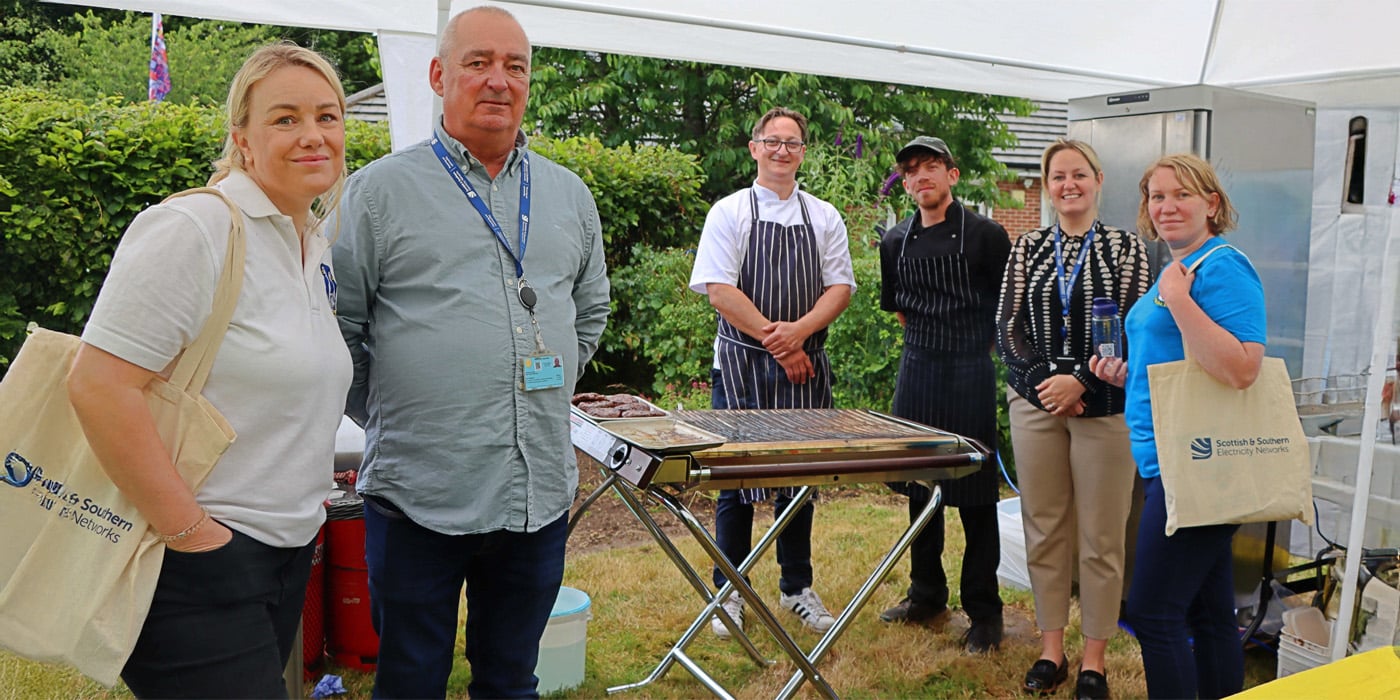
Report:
1190,437,1213,460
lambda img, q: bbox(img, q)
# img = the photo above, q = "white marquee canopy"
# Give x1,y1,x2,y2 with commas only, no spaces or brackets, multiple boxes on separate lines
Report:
45,0,1400,149
39,0,1400,667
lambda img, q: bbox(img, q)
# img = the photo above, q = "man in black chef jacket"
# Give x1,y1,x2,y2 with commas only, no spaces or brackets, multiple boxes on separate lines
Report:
877,135,1011,653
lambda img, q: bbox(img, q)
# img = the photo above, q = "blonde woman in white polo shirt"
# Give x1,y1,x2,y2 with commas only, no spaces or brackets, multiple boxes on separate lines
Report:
67,43,351,698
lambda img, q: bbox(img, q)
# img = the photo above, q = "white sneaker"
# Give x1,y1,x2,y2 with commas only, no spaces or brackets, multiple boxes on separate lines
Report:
710,594,745,639
780,587,837,633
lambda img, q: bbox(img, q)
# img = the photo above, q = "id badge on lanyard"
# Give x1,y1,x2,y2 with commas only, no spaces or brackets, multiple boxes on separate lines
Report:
514,280,564,391
431,137,563,391
1053,223,1095,374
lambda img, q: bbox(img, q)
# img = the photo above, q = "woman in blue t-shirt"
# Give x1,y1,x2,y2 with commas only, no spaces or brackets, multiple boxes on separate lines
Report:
1090,154,1266,699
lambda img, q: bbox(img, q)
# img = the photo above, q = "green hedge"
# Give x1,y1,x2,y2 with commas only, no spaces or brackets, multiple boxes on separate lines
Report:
0,88,392,367
530,135,708,270
0,88,219,365
0,88,703,372
0,88,1010,475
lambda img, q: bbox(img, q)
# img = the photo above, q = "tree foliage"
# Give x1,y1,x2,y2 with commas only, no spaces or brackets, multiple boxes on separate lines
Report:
0,7,381,104
42,12,280,105
0,0,76,87
528,49,1033,204
277,28,381,95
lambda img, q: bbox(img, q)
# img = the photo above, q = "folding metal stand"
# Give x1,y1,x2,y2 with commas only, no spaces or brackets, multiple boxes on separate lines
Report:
569,470,950,700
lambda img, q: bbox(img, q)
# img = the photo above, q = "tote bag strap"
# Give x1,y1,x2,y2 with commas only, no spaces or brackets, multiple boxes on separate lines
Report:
161,187,247,396
1178,243,1238,363
1184,242,1237,275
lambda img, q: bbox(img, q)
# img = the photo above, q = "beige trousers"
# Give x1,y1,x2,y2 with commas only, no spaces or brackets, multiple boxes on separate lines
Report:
1008,389,1137,640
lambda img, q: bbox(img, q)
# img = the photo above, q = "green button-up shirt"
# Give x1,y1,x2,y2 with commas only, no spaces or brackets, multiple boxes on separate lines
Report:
333,125,610,534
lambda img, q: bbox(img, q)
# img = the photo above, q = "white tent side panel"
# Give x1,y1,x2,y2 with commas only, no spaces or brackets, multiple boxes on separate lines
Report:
1304,110,1400,381
376,31,437,151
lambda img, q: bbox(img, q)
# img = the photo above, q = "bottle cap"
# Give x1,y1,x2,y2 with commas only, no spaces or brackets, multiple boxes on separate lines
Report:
1092,297,1118,316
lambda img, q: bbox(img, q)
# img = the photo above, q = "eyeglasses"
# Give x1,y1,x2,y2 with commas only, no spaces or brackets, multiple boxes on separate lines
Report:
754,138,805,152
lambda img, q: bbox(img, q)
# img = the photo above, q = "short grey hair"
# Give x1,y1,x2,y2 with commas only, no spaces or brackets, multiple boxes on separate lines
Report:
438,5,532,62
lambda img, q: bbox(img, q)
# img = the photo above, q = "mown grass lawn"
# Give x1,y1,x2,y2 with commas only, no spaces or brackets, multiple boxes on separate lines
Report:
1,489,1282,699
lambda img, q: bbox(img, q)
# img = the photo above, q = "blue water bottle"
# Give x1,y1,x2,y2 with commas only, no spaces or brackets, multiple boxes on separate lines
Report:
1091,297,1121,359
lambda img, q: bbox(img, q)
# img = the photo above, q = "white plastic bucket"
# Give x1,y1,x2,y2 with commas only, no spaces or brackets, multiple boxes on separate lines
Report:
535,586,591,694
996,497,1031,591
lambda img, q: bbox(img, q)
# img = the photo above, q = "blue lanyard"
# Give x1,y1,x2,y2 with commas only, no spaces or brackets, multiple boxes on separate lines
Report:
430,136,530,279
1052,222,1096,351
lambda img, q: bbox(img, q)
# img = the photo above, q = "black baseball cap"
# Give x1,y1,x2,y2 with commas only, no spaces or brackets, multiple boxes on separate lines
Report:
896,136,953,164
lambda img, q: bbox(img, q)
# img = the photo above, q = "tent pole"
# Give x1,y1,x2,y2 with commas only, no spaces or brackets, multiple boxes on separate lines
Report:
433,0,450,127
1196,0,1226,84
1328,204,1400,660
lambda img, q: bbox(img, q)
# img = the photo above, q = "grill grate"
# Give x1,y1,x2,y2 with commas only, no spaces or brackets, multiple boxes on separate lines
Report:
671,409,949,444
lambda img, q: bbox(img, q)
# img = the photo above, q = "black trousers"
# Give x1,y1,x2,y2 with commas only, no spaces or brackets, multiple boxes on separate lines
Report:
122,528,314,699
891,347,1003,622
906,489,1003,624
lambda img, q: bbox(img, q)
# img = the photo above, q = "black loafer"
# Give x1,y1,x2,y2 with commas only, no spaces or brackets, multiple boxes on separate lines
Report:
961,618,1003,654
1022,656,1068,695
878,597,951,628
1075,669,1110,700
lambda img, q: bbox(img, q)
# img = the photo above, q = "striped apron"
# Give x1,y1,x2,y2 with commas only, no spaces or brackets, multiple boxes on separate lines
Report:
889,211,1000,507
714,189,833,503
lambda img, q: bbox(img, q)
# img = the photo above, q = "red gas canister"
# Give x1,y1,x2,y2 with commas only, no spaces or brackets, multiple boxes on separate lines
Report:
324,495,378,672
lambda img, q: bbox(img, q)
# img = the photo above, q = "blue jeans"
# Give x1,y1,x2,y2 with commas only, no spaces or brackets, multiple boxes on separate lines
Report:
1126,477,1243,699
363,496,568,699
122,529,313,699
712,490,815,595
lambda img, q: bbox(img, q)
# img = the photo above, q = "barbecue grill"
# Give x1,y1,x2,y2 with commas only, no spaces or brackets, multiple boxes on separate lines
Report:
568,407,988,700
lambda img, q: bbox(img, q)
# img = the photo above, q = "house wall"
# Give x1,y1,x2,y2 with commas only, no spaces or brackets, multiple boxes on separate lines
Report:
990,178,1044,240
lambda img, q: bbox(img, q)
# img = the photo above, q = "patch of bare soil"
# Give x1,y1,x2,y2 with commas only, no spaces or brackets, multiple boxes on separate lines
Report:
566,453,717,554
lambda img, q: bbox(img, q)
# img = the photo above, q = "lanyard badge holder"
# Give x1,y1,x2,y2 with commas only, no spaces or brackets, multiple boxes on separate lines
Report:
516,278,564,391
1052,223,1096,374
432,137,564,391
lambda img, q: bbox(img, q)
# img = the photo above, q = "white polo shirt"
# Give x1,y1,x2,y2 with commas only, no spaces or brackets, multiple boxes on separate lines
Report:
83,171,352,548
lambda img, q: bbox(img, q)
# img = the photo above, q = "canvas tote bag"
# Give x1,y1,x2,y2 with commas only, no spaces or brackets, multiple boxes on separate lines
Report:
0,188,244,686
1148,244,1313,536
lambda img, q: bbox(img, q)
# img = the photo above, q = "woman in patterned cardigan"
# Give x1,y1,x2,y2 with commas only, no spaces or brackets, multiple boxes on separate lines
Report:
996,139,1150,700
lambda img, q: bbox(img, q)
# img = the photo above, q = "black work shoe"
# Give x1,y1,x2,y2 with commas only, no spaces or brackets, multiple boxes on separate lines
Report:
961,618,1003,654
878,597,951,627
1022,656,1068,695
1075,670,1111,700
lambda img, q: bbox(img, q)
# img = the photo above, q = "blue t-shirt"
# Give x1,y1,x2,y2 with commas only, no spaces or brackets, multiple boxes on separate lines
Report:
1123,237,1268,478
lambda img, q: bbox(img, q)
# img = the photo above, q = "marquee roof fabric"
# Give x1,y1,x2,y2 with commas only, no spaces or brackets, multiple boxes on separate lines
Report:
46,0,1400,148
